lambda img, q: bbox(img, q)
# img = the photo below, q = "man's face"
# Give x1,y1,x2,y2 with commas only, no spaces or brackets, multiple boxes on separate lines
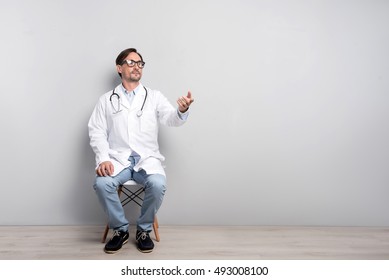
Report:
117,52,143,82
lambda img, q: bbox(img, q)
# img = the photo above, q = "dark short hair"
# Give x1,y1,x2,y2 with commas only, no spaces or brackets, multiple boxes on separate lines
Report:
115,48,144,74
116,48,144,65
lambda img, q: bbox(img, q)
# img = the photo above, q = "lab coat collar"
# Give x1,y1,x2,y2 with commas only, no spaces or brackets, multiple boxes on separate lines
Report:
114,83,146,110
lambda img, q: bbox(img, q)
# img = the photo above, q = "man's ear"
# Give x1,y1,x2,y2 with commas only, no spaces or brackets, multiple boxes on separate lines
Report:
116,65,122,75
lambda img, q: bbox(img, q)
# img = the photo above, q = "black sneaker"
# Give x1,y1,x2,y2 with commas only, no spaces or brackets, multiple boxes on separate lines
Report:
104,230,129,254
136,230,154,253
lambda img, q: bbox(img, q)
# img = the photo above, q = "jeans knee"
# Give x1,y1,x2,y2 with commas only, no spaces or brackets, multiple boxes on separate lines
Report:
145,176,166,197
93,176,117,194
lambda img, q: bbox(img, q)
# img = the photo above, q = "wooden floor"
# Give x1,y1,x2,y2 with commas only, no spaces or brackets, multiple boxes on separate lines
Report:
0,225,388,260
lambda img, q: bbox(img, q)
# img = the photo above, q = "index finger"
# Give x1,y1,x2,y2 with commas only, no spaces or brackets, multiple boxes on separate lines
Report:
187,91,194,102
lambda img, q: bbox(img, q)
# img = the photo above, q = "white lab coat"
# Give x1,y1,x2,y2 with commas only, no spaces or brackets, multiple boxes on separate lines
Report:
88,84,187,176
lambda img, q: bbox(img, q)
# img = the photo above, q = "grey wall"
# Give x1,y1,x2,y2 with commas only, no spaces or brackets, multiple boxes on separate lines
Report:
0,0,388,226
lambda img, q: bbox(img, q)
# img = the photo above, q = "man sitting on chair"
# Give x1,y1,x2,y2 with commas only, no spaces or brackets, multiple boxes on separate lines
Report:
88,48,193,253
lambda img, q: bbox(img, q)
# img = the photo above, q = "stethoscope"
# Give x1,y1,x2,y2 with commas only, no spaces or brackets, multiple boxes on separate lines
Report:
109,86,148,117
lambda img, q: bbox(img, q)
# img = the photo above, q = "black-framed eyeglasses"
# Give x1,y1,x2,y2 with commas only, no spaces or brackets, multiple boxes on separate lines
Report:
122,59,146,68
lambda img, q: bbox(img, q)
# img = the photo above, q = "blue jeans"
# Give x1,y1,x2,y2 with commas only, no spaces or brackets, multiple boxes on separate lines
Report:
93,165,166,232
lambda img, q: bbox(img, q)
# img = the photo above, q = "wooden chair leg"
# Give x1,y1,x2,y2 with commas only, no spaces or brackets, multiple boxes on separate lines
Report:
102,224,109,243
153,215,160,242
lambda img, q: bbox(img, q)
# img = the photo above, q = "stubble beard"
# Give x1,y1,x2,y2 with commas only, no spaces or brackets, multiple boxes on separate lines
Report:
129,72,141,82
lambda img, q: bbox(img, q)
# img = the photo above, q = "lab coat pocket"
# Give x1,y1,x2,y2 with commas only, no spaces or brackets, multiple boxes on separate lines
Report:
109,111,127,135
140,111,158,134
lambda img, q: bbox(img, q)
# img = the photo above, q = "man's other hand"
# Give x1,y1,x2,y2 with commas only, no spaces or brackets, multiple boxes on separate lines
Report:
97,161,114,176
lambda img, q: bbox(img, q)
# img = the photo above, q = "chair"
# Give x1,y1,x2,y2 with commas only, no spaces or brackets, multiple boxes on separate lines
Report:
101,180,160,243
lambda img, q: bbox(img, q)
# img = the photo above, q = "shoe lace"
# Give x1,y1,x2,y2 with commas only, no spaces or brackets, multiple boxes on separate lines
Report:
137,231,148,241
111,230,121,239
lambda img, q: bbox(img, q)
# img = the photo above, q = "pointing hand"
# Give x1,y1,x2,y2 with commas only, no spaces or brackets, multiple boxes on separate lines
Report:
177,91,194,113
